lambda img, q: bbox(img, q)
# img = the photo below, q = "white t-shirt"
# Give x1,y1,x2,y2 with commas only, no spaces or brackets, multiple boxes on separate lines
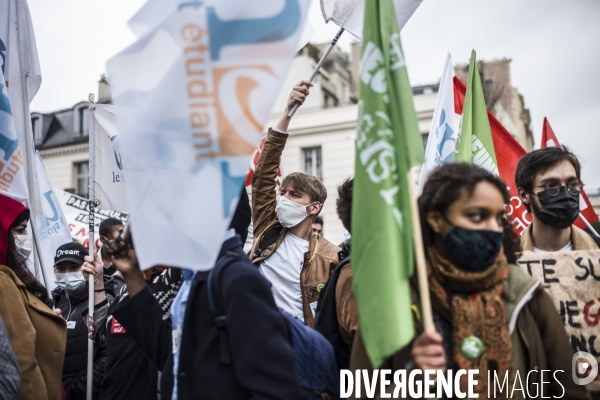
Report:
533,241,573,253
259,232,309,321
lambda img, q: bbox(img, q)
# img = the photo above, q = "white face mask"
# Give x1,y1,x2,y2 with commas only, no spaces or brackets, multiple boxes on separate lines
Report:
276,196,315,228
54,271,86,292
14,235,33,259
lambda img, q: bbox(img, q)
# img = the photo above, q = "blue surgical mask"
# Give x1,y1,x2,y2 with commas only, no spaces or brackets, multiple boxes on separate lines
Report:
444,225,503,272
54,272,86,292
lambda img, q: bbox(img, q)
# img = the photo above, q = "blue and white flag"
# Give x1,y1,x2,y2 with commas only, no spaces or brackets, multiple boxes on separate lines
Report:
106,0,313,271
0,67,28,202
94,104,127,211
418,53,460,193
35,152,72,290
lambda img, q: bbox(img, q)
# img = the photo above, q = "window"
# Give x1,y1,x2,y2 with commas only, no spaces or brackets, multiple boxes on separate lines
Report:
74,162,89,198
303,147,322,180
31,116,42,144
78,107,88,136
485,80,494,91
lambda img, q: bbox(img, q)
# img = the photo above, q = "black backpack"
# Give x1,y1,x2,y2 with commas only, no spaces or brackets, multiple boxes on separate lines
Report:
313,256,351,371
207,251,339,399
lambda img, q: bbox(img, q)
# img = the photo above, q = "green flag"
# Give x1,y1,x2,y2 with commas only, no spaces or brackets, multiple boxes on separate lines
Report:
455,50,498,173
352,0,424,368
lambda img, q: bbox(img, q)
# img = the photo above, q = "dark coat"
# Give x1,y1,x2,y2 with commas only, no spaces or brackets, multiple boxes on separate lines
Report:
53,278,115,400
111,235,301,400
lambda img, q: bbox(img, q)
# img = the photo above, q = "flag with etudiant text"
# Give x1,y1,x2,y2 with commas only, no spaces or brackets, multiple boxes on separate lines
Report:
106,0,313,271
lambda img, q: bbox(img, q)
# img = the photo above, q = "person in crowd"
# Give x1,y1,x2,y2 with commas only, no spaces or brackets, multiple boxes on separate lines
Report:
312,215,324,236
99,218,125,293
52,242,115,400
350,163,587,399
516,145,599,251
101,265,182,400
106,190,301,400
0,193,66,400
0,314,21,399
315,177,356,370
251,80,340,327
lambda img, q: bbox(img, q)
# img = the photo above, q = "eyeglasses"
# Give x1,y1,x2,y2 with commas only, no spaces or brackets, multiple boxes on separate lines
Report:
534,181,581,197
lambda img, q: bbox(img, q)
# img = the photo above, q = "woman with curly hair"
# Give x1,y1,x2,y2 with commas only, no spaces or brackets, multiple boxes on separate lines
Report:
350,163,586,400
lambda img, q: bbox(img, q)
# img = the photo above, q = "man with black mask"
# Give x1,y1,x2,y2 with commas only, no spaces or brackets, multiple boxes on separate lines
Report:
516,146,600,252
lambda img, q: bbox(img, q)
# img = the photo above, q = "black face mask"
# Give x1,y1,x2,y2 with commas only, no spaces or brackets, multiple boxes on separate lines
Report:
443,225,504,272
532,186,580,229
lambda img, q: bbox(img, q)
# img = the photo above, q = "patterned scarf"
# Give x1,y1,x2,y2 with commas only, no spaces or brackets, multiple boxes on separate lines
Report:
428,247,513,399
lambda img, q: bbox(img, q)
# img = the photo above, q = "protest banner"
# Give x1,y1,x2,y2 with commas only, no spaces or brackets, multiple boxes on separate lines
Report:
55,189,128,250
93,104,128,211
106,0,313,271
518,250,600,390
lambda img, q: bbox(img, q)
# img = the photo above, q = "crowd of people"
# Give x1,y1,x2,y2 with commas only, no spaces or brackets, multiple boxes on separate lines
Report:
0,82,598,399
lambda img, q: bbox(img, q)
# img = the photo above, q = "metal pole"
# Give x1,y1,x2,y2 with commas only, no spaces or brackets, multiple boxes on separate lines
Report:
86,93,96,400
287,27,345,117
579,212,600,238
16,1,44,285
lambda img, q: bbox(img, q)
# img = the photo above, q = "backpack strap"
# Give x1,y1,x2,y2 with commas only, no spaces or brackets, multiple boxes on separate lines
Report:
207,251,242,364
252,226,283,260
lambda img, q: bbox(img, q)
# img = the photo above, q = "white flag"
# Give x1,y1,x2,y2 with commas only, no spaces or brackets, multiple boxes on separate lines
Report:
418,53,461,193
320,0,422,39
106,0,313,271
34,152,73,291
0,67,28,201
0,0,43,214
93,104,127,211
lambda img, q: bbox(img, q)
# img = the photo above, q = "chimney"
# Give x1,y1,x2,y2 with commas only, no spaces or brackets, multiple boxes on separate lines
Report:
98,74,112,104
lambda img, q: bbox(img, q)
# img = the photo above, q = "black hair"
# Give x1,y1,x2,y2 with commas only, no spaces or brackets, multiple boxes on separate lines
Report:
6,211,54,308
336,178,353,234
99,217,124,238
515,146,581,213
418,163,521,264
313,216,324,225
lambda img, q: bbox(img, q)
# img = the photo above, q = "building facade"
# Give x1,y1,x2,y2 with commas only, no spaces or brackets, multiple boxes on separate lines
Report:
36,49,532,244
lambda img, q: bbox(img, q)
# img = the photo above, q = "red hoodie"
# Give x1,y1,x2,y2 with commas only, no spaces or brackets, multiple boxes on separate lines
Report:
0,193,29,265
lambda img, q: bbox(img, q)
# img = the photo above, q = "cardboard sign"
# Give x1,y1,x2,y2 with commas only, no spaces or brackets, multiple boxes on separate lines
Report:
518,250,600,390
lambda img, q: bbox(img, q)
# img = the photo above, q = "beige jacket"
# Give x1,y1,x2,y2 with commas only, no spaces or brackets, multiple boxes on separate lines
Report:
251,129,340,327
521,223,599,251
0,265,66,400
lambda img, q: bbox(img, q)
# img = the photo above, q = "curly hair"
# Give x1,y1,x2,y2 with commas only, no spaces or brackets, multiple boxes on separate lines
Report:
6,211,54,308
336,178,353,234
418,163,521,264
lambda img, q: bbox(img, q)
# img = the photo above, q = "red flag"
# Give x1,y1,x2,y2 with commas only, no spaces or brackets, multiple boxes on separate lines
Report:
541,118,599,228
453,77,532,236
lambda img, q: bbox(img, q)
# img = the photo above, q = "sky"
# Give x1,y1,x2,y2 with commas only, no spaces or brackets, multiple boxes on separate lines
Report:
28,0,600,188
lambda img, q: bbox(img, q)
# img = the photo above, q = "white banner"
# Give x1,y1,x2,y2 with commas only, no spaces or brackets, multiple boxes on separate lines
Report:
0,0,42,214
320,0,422,40
418,53,460,193
34,153,73,290
54,189,129,250
106,0,312,271
94,104,128,211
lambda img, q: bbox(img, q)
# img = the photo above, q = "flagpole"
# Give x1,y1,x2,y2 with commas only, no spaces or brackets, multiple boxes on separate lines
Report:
86,93,96,400
407,168,435,332
287,27,345,117
15,1,45,286
579,213,600,238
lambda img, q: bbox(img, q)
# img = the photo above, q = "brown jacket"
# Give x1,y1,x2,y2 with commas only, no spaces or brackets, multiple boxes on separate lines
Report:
521,223,599,251
251,129,340,327
0,265,67,400
336,263,358,346
349,264,588,400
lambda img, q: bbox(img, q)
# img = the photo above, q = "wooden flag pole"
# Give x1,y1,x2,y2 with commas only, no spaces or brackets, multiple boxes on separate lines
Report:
579,212,600,238
287,27,345,117
407,168,435,332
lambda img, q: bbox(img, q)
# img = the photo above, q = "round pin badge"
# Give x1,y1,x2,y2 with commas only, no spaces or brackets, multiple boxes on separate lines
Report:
461,336,484,359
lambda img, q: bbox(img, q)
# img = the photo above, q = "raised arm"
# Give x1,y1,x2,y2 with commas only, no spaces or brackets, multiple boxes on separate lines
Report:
251,81,313,237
